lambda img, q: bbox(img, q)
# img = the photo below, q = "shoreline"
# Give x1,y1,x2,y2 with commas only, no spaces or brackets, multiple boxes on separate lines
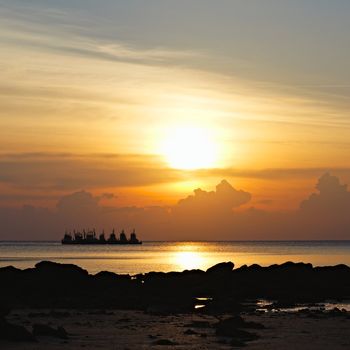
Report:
1,260,349,348
2,240,350,275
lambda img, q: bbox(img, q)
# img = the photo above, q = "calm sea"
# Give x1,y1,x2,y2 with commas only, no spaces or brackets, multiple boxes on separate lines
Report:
0,241,349,275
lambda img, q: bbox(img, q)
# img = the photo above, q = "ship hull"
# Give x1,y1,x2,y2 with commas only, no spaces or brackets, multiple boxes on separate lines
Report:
61,240,142,245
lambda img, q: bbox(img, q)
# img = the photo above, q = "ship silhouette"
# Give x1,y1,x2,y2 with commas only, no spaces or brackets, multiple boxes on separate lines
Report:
61,229,142,245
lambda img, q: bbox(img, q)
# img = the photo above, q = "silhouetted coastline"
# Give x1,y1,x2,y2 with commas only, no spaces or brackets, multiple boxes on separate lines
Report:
1,261,349,348
1,260,349,309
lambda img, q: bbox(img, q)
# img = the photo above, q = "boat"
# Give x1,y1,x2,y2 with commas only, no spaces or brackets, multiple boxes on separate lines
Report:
61,229,142,245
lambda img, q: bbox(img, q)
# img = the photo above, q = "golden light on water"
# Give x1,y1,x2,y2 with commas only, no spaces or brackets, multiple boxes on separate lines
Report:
173,250,205,270
163,126,217,170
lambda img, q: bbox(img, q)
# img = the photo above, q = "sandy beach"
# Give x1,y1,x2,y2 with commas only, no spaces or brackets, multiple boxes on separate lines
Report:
1,308,349,349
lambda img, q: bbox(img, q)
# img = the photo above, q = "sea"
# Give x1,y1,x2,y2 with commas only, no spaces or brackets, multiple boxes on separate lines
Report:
0,241,349,275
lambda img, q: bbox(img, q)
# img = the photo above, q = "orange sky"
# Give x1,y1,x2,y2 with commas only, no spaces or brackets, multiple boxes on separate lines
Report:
1,1,350,240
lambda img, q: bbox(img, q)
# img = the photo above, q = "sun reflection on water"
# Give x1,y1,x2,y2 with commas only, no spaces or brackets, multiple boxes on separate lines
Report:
172,245,207,270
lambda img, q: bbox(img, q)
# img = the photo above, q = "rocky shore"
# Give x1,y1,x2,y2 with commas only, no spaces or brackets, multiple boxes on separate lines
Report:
1,261,349,348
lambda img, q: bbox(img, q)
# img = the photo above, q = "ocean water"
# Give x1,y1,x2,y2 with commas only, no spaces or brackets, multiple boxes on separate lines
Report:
0,241,349,275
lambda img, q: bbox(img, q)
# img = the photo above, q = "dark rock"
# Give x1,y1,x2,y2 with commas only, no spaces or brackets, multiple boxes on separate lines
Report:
216,326,259,341
50,310,71,318
0,320,36,342
145,297,194,315
202,298,243,315
230,338,247,347
1,260,350,313
34,261,88,276
32,323,68,339
0,305,11,318
28,312,48,318
215,316,264,331
215,317,260,342
152,338,178,345
88,309,114,315
184,329,198,335
56,326,69,339
327,307,348,317
267,299,299,310
206,262,234,274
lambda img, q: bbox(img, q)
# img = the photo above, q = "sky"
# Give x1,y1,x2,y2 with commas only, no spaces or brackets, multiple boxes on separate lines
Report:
0,1,350,240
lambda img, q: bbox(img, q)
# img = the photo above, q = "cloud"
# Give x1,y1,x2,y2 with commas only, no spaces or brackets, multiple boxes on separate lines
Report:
1,174,350,241
176,179,251,212
0,3,198,70
195,167,350,180
100,193,115,199
300,172,350,215
57,190,100,213
0,152,182,190
2,152,350,197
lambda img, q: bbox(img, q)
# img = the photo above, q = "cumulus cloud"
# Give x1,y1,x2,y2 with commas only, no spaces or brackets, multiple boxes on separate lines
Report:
0,174,350,241
300,172,350,214
176,179,251,212
100,193,115,200
57,190,100,213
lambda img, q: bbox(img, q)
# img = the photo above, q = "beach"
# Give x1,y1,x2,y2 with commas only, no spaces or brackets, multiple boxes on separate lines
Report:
2,308,350,349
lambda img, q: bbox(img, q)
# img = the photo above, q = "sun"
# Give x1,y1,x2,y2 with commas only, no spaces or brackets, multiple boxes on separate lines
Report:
163,127,217,170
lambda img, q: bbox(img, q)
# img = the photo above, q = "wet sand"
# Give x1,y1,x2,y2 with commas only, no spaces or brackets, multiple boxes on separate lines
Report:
2,309,350,349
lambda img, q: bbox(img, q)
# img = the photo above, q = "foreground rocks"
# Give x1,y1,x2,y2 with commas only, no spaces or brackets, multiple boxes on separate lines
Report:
0,260,349,313
32,324,68,339
0,319,36,342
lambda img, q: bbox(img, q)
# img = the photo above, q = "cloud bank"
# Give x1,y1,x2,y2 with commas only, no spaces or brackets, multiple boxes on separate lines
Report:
0,174,349,241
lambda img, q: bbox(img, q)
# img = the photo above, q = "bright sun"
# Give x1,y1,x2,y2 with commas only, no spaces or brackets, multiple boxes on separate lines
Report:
163,127,217,170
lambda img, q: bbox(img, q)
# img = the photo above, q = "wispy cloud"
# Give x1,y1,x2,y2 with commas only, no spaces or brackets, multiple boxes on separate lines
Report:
194,167,350,180
0,152,182,190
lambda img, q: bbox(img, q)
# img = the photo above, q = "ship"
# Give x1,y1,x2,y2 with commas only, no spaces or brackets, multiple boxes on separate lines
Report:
61,229,142,245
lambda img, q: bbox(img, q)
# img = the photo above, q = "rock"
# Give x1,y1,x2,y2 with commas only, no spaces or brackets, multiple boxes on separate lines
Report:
215,317,260,342
34,261,88,276
206,262,234,274
230,338,247,347
216,326,259,341
0,320,36,342
32,323,68,339
152,338,178,345
56,326,69,339
0,305,11,318
88,309,114,315
184,329,198,335
327,307,348,317
50,310,71,318
203,298,243,315
1,260,350,312
215,316,264,331
145,297,193,315
28,312,48,318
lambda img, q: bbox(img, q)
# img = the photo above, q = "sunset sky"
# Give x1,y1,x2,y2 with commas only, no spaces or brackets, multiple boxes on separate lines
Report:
1,1,350,240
